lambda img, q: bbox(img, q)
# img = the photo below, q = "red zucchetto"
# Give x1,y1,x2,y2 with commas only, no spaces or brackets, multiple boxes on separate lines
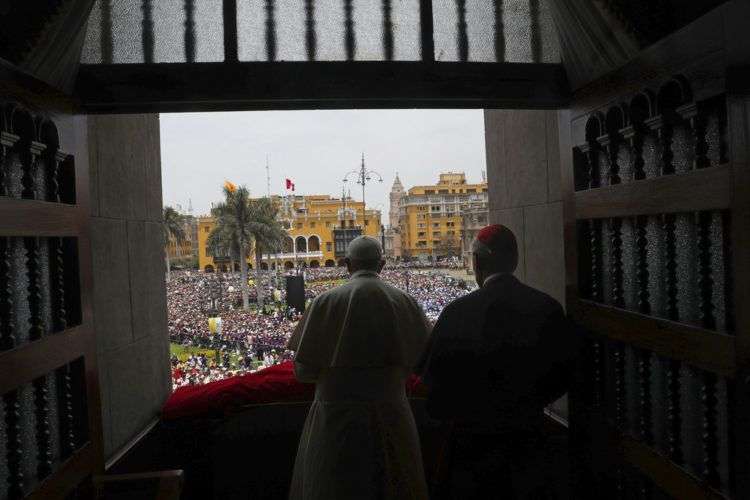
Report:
472,224,518,272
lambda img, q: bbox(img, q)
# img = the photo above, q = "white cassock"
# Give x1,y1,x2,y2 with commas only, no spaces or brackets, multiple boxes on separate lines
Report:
287,269,430,500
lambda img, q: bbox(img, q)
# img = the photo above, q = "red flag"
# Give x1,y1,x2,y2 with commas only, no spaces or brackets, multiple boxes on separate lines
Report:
286,178,295,191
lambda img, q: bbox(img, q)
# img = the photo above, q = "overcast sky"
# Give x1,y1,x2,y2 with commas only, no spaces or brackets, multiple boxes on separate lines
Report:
160,109,487,222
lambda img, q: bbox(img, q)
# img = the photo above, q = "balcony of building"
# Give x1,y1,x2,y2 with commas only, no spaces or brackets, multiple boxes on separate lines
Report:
1,1,748,499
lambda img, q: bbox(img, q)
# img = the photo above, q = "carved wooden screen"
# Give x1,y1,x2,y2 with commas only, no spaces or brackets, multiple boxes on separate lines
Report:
565,76,745,499
0,102,102,499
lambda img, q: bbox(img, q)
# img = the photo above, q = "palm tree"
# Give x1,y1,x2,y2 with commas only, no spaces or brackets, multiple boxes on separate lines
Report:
211,184,254,309
163,206,185,282
206,223,239,272
245,197,286,307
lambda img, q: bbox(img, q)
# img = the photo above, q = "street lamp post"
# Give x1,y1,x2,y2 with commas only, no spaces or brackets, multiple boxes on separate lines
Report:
343,153,383,235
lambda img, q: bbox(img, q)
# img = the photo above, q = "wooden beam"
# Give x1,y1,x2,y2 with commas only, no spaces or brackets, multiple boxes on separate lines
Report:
574,164,732,220
28,443,94,500
0,57,77,112
74,61,570,113
573,300,736,377
620,434,728,500
0,326,86,395
0,198,81,236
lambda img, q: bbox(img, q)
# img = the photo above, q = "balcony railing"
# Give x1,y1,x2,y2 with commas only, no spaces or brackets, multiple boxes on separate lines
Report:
261,251,323,260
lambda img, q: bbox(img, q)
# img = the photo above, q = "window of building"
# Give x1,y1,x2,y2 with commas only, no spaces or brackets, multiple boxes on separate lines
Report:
204,226,210,232
310,221,316,228
425,189,434,194
466,188,476,193
326,221,331,227
365,220,369,226
296,222,303,229
432,222,440,228
438,189,448,194
418,232,426,238
326,242,332,251
431,205,441,211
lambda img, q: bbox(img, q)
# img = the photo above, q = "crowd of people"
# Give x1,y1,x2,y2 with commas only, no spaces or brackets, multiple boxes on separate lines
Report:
167,264,473,388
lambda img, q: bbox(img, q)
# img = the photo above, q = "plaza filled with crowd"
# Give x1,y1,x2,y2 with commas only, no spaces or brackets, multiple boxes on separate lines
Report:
168,265,473,388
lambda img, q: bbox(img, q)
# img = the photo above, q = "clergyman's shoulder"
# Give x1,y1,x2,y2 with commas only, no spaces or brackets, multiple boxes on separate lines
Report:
442,288,484,315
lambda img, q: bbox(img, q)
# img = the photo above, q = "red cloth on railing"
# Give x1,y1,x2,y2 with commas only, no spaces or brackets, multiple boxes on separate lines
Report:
162,361,427,421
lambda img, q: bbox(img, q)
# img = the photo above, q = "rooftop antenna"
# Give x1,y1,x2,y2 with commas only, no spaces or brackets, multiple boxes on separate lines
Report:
187,198,193,215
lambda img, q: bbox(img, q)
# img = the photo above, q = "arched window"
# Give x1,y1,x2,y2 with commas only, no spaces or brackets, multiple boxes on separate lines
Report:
308,235,321,252
324,259,335,267
261,262,269,270
284,261,294,270
283,236,294,253
310,260,320,268
295,236,307,253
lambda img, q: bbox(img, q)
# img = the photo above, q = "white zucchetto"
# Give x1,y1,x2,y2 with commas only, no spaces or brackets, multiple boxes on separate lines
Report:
345,235,383,261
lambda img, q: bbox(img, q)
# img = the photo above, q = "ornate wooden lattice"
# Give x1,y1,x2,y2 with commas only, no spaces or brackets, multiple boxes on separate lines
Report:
569,75,738,500
0,101,98,499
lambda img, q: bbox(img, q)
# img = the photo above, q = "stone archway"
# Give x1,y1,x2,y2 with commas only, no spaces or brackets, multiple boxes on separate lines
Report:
295,236,307,253
219,264,228,272
204,264,215,273
284,261,294,270
337,258,345,267
310,260,320,268
324,259,335,267
260,262,268,270
308,235,321,252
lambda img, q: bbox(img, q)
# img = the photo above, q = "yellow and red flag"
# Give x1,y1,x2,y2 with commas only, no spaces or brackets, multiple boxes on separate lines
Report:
224,180,237,193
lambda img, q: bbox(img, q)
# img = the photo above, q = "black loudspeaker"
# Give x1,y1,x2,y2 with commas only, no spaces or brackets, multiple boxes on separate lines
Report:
285,275,306,312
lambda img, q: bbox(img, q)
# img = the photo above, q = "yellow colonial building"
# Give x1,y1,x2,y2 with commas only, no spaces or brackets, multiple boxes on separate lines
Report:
398,172,488,259
198,194,382,272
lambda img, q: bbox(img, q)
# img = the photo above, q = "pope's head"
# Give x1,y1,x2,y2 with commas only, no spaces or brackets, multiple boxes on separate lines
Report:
345,236,385,275
471,224,518,286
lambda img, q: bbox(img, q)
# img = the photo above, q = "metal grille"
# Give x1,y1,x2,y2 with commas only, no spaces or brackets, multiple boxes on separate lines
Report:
81,0,559,64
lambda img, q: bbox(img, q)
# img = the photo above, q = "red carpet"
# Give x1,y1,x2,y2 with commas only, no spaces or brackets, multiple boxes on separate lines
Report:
162,361,426,420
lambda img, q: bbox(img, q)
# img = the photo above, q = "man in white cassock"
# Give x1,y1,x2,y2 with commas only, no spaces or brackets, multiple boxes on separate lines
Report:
287,236,430,500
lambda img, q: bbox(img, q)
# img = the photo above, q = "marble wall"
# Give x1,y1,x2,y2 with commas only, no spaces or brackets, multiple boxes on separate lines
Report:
484,109,565,305
86,114,171,459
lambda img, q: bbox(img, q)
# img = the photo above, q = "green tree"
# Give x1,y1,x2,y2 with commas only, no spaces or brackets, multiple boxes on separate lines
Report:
245,197,286,307
211,185,285,309
206,222,240,273
163,205,185,282
211,184,253,309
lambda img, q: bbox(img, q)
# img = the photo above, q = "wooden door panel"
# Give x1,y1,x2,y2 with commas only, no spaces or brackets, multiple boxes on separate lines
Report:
0,95,101,500
566,76,741,499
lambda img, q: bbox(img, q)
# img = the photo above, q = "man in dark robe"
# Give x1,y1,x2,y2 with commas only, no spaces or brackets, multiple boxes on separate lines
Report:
419,224,580,499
